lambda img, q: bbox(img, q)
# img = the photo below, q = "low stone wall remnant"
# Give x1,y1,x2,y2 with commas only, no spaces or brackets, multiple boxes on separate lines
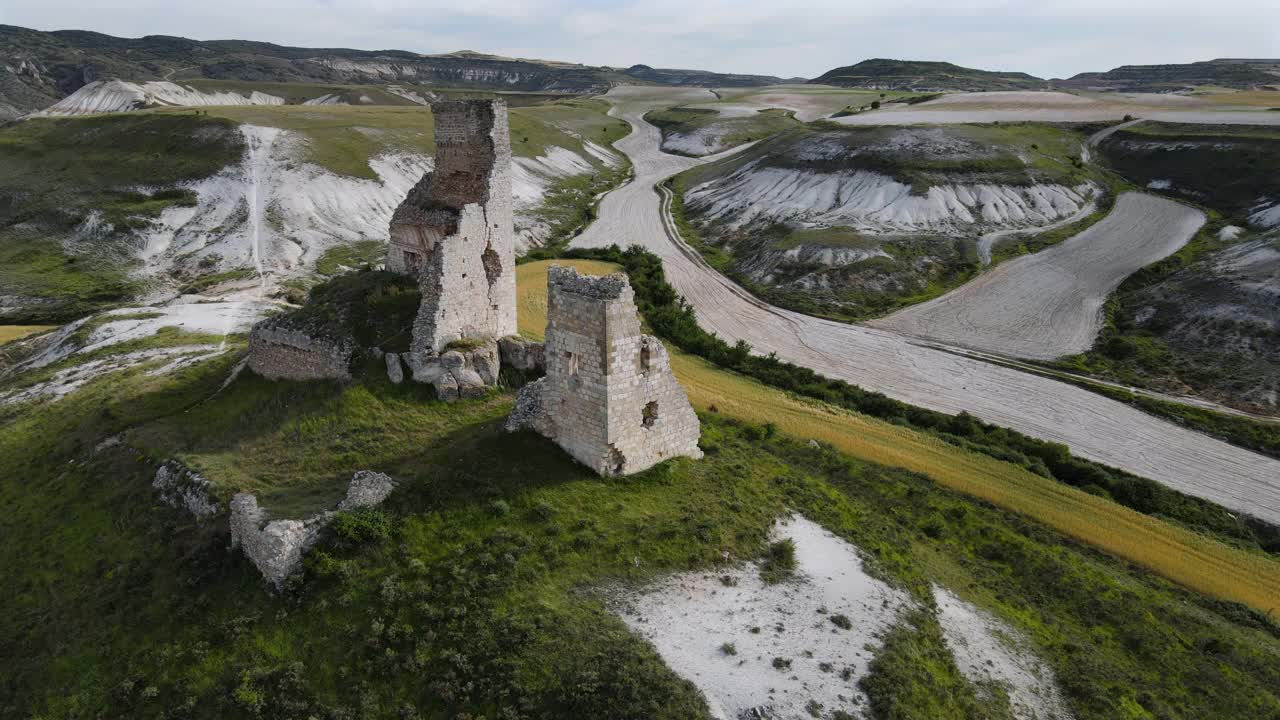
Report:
230,470,397,590
247,322,353,382
153,460,220,520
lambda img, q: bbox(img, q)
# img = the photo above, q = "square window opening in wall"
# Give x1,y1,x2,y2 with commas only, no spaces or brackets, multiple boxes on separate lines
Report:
642,401,658,428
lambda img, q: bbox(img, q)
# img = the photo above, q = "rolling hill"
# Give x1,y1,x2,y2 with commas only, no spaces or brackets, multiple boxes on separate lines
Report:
809,58,1047,91
0,25,789,119
1059,59,1280,92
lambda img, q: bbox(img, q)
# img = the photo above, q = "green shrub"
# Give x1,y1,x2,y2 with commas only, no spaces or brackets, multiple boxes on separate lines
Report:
331,508,394,544
760,538,797,584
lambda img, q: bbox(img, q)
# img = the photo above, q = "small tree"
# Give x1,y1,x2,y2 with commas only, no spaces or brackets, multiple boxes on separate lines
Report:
871,100,881,110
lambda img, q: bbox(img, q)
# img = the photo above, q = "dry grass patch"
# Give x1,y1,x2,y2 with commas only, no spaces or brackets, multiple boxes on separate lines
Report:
515,259,621,341
0,325,55,344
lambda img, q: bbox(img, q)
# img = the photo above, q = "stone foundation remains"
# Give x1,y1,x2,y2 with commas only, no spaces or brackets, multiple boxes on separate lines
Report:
153,460,220,520
507,266,702,476
499,336,545,373
388,99,518,400
404,339,500,401
230,470,397,590
247,321,353,382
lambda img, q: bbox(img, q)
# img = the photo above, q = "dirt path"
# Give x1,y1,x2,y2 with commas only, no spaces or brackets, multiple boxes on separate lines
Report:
874,192,1205,359
571,88,1280,524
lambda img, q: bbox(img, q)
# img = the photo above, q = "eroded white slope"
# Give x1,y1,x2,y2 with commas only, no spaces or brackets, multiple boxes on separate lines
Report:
687,162,1094,236
36,80,284,116
141,125,614,282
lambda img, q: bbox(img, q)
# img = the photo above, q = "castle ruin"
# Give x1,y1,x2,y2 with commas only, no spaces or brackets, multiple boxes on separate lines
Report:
507,266,703,476
389,99,516,355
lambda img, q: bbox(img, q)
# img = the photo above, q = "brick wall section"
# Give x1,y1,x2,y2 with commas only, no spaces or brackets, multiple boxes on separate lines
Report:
530,265,702,476
247,323,353,381
387,99,516,355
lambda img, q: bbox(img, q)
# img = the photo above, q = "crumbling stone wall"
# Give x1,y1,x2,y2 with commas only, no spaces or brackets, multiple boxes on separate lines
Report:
231,471,397,590
388,99,516,355
508,266,702,476
153,460,220,520
247,322,353,381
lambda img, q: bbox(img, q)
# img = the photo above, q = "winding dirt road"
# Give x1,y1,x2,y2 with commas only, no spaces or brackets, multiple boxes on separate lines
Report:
571,88,1280,524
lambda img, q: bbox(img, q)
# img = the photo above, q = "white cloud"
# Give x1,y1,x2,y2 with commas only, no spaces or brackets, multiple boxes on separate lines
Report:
2,0,1277,79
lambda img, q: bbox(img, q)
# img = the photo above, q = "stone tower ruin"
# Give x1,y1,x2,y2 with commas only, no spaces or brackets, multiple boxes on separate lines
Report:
507,266,703,476
388,99,516,354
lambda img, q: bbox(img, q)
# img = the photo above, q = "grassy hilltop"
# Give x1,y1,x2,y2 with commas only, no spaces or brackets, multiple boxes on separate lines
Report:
1,257,1277,719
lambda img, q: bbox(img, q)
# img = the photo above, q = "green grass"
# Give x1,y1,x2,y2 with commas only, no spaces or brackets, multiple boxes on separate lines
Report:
514,98,630,144
767,225,880,251
861,608,1016,720
1,258,1278,718
158,105,435,179
181,80,421,106
314,239,387,276
3,349,1278,718
177,268,257,295
157,100,621,179
264,270,421,358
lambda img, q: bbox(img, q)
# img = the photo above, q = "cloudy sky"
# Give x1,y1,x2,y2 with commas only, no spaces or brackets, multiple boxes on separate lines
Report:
3,0,1278,79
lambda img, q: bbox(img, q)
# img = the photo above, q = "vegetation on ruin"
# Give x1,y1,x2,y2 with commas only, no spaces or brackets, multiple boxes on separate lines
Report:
272,269,420,355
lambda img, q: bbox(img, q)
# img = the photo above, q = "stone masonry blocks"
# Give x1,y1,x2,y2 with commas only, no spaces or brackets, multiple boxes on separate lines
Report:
247,323,353,381
508,266,702,476
388,99,516,356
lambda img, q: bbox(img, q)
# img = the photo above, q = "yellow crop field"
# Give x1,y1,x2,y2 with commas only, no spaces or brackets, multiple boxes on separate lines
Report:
0,325,55,345
515,259,622,341
516,260,1280,611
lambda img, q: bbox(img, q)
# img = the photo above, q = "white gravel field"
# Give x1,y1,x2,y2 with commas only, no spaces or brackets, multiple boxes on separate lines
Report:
934,586,1073,720
615,516,911,720
874,193,1205,359
571,87,1280,523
